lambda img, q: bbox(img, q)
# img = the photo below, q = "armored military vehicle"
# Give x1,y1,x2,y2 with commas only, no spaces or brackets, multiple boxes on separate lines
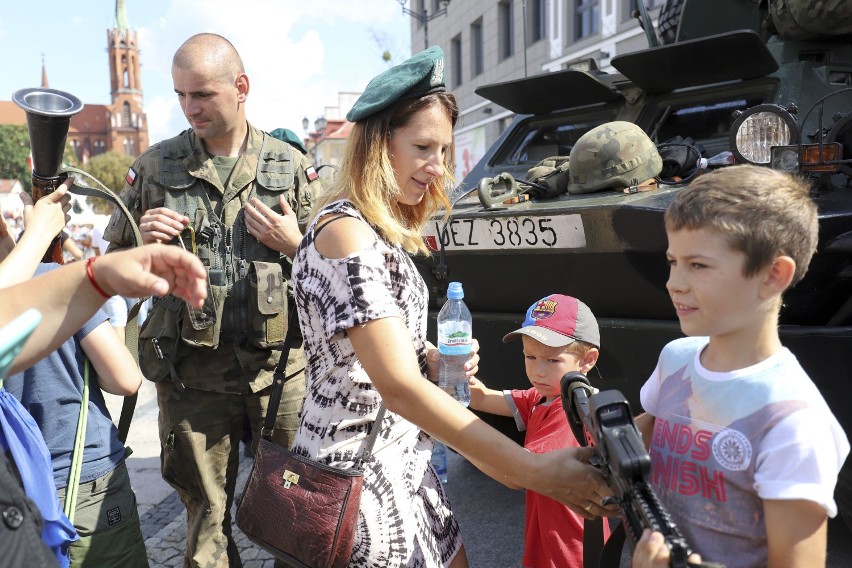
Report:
414,0,852,524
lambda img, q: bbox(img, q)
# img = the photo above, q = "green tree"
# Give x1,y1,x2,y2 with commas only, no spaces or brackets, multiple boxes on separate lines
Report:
80,151,134,214
0,124,81,195
0,124,32,193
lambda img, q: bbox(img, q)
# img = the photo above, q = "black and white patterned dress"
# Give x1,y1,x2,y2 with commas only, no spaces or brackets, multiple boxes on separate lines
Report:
291,200,463,567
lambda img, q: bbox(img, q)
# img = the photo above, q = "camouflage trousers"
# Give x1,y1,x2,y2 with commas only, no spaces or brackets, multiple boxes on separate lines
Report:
156,373,305,568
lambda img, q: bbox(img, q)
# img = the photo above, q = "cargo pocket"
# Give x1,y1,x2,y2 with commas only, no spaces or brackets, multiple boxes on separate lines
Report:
180,280,227,348
247,260,288,349
138,297,185,387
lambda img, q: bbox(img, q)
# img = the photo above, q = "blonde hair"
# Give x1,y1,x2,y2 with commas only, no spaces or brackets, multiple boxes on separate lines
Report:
565,340,596,359
665,165,818,286
313,92,458,254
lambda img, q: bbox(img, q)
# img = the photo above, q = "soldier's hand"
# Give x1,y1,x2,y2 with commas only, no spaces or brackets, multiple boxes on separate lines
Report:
139,207,189,245
21,178,72,235
244,195,302,259
425,338,480,383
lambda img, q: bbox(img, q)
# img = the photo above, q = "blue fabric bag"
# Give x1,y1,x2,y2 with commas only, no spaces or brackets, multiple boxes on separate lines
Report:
0,309,77,567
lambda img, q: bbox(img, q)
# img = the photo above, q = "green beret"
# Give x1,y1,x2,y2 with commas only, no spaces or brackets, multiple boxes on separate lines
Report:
346,46,446,123
268,128,308,155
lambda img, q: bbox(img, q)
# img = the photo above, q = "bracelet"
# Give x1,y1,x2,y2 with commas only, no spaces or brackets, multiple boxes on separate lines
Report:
85,257,111,299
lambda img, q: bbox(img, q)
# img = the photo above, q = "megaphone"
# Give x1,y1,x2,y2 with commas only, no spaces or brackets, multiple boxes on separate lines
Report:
12,87,84,263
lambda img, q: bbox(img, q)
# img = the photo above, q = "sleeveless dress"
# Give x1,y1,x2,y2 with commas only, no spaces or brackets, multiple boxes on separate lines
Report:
291,200,463,567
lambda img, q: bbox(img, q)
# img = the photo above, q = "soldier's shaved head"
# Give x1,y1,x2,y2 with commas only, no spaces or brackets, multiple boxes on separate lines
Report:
173,33,245,83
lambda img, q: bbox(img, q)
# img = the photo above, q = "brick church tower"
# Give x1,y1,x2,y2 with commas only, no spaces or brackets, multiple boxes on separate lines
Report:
105,0,148,158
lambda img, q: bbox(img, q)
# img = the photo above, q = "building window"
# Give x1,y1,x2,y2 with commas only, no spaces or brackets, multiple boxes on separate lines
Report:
529,0,546,44
498,0,514,61
451,35,463,88
123,138,136,158
628,0,663,15
574,0,600,40
471,18,484,77
122,102,131,127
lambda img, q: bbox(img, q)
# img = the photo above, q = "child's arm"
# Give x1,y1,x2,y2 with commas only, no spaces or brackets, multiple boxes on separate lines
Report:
80,320,144,397
765,499,827,568
468,376,512,416
634,413,655,452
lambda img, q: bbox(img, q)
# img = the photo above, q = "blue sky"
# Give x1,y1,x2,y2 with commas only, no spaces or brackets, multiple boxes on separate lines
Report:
0,0,412,143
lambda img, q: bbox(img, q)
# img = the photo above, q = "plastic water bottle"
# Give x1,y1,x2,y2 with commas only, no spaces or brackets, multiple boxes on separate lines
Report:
431,442,448,484
437,281,472,407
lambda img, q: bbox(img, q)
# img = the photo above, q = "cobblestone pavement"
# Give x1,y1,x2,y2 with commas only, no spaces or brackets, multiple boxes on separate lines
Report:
106,382,279,567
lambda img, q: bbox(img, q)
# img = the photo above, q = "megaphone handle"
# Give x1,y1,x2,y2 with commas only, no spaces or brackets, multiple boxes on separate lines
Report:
31,172,68,265
44,237,63,264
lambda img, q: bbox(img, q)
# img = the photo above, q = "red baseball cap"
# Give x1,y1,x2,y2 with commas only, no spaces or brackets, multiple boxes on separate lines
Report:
503,294,600,348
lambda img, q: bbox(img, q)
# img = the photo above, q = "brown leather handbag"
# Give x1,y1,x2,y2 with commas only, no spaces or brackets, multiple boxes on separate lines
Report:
236,316,385,568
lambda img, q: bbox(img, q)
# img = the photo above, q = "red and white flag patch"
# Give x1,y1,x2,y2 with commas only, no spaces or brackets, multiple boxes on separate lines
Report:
125,167,137,186
306,166,319,182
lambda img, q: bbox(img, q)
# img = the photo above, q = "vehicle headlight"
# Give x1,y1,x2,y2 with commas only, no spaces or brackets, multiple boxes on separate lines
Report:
730,104,799,165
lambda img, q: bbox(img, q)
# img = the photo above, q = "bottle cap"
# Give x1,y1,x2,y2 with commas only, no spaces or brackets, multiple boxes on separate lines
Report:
447,281,464,300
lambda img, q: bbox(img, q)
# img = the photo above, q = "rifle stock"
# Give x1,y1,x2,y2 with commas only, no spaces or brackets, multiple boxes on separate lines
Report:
560,371,723,568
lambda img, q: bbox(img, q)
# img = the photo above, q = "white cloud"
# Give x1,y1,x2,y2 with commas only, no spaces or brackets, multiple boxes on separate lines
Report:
137,0,410,144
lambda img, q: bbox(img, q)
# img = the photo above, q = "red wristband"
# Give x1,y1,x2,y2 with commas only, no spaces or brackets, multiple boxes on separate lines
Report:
85,257,111,299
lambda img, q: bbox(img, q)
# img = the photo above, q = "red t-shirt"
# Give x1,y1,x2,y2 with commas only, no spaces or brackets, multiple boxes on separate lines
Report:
510,388,609,568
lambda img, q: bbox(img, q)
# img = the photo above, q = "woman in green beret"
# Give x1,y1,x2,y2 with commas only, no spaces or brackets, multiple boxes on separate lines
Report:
290,47,611,567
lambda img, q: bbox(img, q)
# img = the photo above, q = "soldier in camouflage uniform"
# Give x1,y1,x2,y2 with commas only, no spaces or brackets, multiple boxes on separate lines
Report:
103,33,321,568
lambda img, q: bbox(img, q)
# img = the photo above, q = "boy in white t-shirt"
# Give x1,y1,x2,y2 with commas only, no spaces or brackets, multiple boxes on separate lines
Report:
632,165,849,568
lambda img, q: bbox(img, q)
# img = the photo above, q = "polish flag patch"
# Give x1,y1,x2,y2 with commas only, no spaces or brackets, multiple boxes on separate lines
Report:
125,167,137,186
306,166,319,182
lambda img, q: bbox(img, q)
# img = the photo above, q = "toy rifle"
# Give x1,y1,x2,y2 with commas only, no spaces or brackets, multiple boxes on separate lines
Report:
560,371,724,568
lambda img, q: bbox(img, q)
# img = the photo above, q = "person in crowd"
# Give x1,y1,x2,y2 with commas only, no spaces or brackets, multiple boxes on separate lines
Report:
0,221,206,567
4,271,148,567
468,293,608,568
269,127,308,155
290,46,612,568
1,179,148,567
0,185,71,278
61,230,84,262
102,33,322,567
633,165,849,568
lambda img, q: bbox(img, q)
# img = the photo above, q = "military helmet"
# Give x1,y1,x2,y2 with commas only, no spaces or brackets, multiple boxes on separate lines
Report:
567,121,662,194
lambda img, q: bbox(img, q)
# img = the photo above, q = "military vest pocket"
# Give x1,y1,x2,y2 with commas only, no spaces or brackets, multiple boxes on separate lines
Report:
139,297,185,385
181,282,227,348
247,261,288,349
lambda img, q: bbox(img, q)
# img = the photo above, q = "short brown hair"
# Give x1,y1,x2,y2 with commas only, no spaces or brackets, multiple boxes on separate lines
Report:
664,165,817,286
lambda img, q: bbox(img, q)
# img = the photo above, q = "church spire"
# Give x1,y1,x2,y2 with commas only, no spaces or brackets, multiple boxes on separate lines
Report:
116,0,129,32
41,54,49,88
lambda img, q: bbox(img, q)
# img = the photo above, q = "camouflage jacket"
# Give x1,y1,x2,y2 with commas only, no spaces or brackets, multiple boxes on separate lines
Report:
104,123,321,393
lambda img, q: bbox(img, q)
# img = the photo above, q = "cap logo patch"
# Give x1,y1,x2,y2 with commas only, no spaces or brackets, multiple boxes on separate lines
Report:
431,58,445,87
530,299,557,321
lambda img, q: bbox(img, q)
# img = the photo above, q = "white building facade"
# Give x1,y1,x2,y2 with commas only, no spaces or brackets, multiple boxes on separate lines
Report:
398,0,666,177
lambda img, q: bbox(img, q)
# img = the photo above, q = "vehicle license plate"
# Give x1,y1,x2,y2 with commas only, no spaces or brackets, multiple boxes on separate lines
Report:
422,214,585,251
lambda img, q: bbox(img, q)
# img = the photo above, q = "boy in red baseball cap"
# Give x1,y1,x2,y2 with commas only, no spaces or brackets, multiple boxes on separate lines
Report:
469,293,607,568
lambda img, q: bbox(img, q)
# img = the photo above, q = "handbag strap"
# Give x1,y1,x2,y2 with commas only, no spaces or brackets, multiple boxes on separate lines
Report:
260,309,387,466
